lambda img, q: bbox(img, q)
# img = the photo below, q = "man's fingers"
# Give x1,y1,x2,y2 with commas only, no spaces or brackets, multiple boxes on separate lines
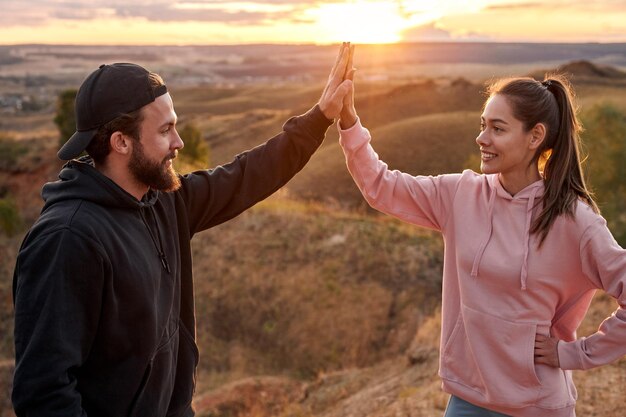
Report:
319,43,354,119
332,79,353,100
333,42,347,71
320,44,346,102
329,43,346,79
321,80,353,119
329,43,351,86
344,44,355,79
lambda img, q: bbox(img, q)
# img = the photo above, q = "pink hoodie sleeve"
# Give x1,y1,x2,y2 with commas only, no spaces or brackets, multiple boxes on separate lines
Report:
558,217,626,370
339,119,459,232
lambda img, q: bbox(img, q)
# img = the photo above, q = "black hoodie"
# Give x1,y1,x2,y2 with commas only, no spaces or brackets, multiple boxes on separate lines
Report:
12,106,331,417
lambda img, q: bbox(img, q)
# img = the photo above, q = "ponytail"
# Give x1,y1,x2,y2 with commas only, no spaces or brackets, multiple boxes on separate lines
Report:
532,76,599,244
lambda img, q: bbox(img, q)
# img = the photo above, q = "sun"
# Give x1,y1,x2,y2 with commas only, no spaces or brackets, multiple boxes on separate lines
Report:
310,1,409,44
308,0,487,44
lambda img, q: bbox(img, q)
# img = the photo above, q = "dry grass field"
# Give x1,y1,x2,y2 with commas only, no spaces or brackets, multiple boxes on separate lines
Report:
1,43,626,417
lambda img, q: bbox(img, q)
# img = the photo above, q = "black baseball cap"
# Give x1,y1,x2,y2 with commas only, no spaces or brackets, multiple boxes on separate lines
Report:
58,63,168,160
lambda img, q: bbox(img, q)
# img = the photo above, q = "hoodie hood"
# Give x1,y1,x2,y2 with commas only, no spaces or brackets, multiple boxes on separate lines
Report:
41,156,159,211
470,174,544,290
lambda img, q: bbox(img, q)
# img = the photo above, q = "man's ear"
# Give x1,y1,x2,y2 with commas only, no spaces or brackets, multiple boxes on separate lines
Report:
109,131,132,156
529,123,547,150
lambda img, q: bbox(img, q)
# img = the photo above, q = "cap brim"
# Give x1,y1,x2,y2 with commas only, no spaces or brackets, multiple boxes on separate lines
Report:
57,129,98,160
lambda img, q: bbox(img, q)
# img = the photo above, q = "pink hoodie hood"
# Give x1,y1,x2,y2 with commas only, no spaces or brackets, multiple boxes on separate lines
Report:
339,120,626,417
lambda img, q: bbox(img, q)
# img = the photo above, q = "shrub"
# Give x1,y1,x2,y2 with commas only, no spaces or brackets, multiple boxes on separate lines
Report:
0,133,28,171
178,123,210,170
53,89,77,149
581,103,626,244
0,197,23,237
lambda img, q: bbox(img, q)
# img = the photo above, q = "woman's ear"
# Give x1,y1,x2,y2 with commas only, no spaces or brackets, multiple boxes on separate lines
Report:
529,123,547,150
109,131,132,156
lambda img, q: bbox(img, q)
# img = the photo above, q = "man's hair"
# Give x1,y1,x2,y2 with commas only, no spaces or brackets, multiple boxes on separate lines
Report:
86,73,165,165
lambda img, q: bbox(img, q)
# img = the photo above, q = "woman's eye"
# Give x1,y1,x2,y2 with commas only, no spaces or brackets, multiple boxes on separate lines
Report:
480,124,486,131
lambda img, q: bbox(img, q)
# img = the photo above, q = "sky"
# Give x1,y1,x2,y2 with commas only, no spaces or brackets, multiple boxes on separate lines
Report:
1,0,626,45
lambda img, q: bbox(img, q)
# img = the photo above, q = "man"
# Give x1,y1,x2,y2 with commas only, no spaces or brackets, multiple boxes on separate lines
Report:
12,43,354,417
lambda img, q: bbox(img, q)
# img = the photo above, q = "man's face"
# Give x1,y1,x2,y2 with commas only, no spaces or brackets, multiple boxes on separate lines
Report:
129,93,184,192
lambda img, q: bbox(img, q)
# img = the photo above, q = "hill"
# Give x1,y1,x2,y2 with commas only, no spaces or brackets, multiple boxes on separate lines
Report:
189,197,443,381
529,60,626,87
557,60,626,79
286,111,480,207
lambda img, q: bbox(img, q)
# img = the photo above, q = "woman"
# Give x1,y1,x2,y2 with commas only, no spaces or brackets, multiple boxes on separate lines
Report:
338,53,626,416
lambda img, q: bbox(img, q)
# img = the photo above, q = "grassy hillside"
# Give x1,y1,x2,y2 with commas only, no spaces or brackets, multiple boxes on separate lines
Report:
190,196,443,384
192,291,626,417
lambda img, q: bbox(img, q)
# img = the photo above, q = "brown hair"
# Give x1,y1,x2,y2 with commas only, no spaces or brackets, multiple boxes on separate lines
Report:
86,72,165,165
487,74,599,244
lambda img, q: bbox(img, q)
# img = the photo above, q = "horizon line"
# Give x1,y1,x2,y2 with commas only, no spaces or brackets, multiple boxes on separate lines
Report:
2,40,626,48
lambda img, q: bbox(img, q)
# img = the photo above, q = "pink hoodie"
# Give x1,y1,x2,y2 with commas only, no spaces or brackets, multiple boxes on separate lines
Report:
339,120,626,417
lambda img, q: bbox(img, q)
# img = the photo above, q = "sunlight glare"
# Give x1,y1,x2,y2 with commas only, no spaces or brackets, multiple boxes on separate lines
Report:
310,0,489,44
310,1,407,44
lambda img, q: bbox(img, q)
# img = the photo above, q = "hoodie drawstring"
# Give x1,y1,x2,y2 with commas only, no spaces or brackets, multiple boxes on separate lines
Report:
139,207,171,274
519,187,539,290
471,179,541,290
471,185,496,278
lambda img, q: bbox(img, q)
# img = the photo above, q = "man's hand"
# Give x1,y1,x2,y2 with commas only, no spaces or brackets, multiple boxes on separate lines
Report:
534,333,561,368
340,44,357,129
318,42,354,120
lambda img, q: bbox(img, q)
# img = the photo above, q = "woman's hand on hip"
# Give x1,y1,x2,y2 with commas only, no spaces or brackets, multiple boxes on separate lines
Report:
534,333,561,368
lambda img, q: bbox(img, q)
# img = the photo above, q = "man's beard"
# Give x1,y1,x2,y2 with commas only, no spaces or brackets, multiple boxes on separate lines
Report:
129,140,181,192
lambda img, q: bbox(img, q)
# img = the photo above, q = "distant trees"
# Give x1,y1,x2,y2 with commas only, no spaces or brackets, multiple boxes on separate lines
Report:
53,89,77,150
178,123,210,170
581,103,626,245
0,133,25,236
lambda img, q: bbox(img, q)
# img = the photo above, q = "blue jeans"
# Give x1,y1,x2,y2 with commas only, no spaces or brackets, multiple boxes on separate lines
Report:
444,396,512,417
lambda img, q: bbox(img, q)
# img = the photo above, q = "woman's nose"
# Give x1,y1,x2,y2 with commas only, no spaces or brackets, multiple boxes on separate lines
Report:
476,130,489,146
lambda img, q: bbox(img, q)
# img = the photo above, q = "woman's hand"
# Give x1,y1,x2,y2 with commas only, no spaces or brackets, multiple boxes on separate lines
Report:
318,42,354,121
534,333,561,368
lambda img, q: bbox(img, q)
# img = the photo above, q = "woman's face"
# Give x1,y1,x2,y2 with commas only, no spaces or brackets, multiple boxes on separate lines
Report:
476,94,537,179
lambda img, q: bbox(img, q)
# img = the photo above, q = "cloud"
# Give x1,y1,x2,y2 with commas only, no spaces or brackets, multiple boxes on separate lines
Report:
484,0,626,12
114,5,270,24
454,31,494,42
401,22,495,42
484,2,543,11
1,1,54,26
401,23,452,42
0,0,338,27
